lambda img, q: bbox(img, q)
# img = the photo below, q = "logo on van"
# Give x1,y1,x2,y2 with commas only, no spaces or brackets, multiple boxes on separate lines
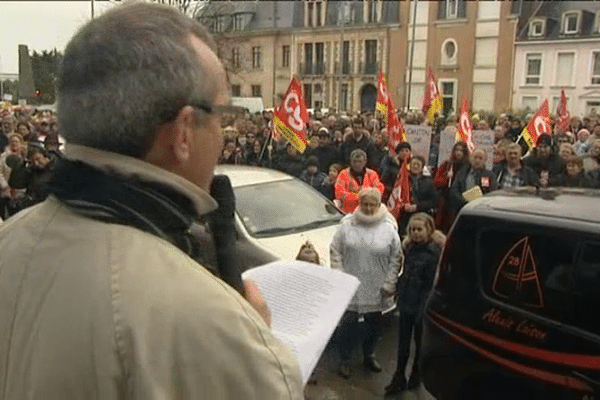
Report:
491,236,544,308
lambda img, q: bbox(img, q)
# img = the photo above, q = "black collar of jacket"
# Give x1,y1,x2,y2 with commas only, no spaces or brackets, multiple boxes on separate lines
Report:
44,158,205,262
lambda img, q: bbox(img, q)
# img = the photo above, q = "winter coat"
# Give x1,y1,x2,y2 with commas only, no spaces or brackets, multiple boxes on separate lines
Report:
550,171,594,188
494,163,539,188
276,153,307,178
397,231,445,315
450,166,497,213
340,135,378,169
0,145,302,400
409,173,438,214
299,169,328,192
330,204,402,313
380,153,401,196
434,160,468,232
312,145,341,173
334,167,384,214
523,153,565,182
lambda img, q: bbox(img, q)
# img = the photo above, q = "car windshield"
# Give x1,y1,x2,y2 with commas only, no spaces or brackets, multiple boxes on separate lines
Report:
234,179,343,237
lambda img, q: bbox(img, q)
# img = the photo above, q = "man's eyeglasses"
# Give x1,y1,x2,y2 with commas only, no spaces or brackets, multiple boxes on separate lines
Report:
191,101,246,116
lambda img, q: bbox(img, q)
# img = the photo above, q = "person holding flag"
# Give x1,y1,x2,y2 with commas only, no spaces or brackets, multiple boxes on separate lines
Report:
422,68,443,125
556,89,571,135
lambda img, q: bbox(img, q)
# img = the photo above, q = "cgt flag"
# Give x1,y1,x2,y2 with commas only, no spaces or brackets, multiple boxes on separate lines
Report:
272,77,310,153
522,99,552,149
456,96,474,152
386,96,407,157
376,69,390,122
556,89,571,134
422,68,442,125
387,158,410,220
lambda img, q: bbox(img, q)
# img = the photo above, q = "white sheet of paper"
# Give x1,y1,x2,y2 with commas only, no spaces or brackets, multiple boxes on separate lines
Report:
242,260,360,385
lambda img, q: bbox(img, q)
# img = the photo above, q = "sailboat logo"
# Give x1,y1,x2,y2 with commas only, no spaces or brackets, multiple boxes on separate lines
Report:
491,236,544,308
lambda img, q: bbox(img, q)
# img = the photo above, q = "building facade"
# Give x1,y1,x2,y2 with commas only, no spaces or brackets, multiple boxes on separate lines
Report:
513,1,600,118
199,0,536,114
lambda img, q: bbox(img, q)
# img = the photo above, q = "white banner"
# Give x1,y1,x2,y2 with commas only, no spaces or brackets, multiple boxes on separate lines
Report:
438,127,494,170
405,125,432,164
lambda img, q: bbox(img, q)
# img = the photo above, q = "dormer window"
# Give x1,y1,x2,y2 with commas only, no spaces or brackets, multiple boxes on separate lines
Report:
233,14,244,31
596,11,600,33
529,19,545,37
447,0,458,19
562,11,580,34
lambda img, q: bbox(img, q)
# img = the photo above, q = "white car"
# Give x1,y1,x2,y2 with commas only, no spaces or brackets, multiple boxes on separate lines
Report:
214,165,342,269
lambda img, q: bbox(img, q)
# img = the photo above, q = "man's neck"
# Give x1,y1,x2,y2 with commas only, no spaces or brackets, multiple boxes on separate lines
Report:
507,162,521,171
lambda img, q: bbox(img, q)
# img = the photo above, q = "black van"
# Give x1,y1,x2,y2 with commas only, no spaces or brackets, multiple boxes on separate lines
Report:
420,187,600,400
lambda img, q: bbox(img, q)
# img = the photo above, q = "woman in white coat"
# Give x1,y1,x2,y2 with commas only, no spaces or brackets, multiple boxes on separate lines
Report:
330,187,403,379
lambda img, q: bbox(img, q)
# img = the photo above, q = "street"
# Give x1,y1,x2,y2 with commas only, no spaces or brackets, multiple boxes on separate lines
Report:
304,312,436,400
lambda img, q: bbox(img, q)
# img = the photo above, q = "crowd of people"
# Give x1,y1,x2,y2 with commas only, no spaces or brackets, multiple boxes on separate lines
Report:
0,109,61,220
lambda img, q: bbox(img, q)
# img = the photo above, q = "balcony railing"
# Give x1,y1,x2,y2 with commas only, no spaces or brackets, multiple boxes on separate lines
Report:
299,62,326,76
334,62,353,75
361,61,378,75
314,62,326,75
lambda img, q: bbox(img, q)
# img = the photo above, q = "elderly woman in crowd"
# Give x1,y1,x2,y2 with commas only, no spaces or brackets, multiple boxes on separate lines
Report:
335,148,384,214
330,187,402,379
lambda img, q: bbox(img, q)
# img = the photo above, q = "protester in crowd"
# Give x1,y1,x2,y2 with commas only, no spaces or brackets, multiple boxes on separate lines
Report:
218,137,243,165
380,141,412,203
574,128,591,156
583,139,600,173
495,143,539,189
558,142,576,162
1,114,17,151
398,155,438,236
551,156,592,188
450,148,497,214
0,4,302,398
7,146,55,215
335,149,384,214
245,137,266,167
322,163,342,202
523,134,564,187
371,130,387,175
506,117,522,142
330,187,402,379
0,133,27,218
300,155,328,194
276,142,306,177
385,213,445,395
312,127,341,174
44,134,63,160
340,121,378,169
16,121,36,142
434,141,470,233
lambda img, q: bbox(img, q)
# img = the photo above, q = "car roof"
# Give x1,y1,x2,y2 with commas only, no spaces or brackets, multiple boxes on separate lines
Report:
463,187,600,224
214,165,294,188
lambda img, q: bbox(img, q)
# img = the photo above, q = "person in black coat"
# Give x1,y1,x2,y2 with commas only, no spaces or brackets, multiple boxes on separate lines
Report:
340,124,378,169
275,142,306,178
550,156,593,188
380,141,412,204
385,213,445,395
398,155,438,236
523,134,565,187
299,156,329,194
311,128,341,174
450,148,497,214
7,146,55,215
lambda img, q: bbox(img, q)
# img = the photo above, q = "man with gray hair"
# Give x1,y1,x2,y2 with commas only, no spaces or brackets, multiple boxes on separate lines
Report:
335,148,384,214
0,3,302,399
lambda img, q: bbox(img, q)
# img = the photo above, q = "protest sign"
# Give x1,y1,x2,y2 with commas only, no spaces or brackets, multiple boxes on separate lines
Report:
438,127,494,170
405,125,432,163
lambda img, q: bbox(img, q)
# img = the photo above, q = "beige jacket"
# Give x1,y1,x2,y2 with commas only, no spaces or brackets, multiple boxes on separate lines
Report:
0,145,302,399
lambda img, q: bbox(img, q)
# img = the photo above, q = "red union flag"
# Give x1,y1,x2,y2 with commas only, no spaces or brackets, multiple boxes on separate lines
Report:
376,69,390,120
556,88,571,134
387,158,410,220
456,96,474,152
422,68,442,124
386,97,407,156
272,77,310,153
522,99,552,149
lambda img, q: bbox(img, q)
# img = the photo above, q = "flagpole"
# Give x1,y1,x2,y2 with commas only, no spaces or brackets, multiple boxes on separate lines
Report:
406,0,418,112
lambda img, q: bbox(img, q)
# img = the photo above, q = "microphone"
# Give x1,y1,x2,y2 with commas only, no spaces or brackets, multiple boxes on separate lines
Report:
206,174,244,296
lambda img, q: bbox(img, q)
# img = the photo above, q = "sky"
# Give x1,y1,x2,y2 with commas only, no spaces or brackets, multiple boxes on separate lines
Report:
0,1,118,74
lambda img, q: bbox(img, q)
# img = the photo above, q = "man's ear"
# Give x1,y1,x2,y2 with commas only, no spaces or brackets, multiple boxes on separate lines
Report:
145,106,197,167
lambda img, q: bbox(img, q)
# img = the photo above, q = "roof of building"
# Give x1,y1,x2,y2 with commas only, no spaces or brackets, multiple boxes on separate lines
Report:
517,0,600,41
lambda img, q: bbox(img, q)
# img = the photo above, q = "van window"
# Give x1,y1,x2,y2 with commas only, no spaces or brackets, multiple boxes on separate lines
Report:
565,241,600,333
479,228,578,323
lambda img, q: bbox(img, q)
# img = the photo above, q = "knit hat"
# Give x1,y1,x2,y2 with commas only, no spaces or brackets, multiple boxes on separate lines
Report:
307,155,319,167
396,141,412,153
536,134,553,147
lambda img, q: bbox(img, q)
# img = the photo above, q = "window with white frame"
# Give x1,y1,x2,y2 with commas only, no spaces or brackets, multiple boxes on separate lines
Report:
232,47,241,69
441,39,457,66
562,11,580,34
233,14,244,31
522,96,539,111
366,0,380,23
447,0,458,19
252,47,261,69
440,80,456,116
596,11,600,33
215,16,227,33
593,52,600,85
555,52,574,87
315,0,323,27
529,20,545,37
525,53,542,85
306,0,314,27
282,45,290,68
